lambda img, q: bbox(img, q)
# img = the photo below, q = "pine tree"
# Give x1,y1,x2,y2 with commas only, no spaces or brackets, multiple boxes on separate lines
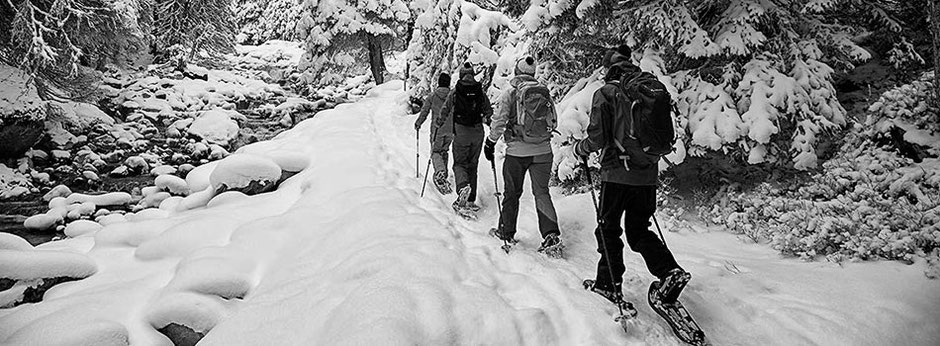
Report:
297,0,411,85
234,0,304,44
0,0,150,81
154,0,237,67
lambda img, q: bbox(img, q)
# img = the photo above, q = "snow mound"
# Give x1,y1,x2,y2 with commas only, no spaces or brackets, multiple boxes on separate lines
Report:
65,220,103,238
0,233,32,251
3,319,128,346
65,192,132,207
0,249,96,281
208,154,281,192
187,109,241,146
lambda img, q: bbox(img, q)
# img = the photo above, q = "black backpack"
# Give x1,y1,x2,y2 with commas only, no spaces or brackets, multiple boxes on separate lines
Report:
611,71,676,169
453,82,484,126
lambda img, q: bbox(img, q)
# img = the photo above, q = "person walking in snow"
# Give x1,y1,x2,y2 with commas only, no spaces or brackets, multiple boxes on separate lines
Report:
441,63,493,216
572,45,689,303
484,56,563,257
415,73,455,194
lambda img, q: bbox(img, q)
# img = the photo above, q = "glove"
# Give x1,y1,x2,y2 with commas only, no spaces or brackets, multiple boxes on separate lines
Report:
483,138,496,161
414,121,422,131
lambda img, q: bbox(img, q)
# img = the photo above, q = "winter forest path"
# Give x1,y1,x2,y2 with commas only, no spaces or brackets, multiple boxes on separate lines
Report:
207,82,939,345
2,82,937,345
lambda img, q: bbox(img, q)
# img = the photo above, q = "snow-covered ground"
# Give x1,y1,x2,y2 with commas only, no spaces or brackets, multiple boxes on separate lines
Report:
1,82,938,345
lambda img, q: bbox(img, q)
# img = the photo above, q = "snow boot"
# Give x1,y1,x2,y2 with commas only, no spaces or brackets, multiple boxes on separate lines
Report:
654,268,691,304
537,233,564,258
488,227,518,244
433,171,452,194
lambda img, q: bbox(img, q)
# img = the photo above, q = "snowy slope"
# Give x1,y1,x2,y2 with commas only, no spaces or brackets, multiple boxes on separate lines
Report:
1,82,938,345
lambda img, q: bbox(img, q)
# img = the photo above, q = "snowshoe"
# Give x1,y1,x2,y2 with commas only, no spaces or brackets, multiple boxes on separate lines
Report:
488,227,518,253
537,233,564,259
648,271,706,345
452,186,476,220
433,171,452,195
583,279,638,333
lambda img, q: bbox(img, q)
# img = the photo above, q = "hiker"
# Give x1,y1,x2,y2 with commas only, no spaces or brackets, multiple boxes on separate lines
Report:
484,55,563,256
572,45,688,301
441,62,492,215
415,73,454,194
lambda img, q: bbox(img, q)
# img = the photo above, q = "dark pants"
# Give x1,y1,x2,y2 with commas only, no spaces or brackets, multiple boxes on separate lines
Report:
594,182,680,291
452,124,483,202
498,154,559,239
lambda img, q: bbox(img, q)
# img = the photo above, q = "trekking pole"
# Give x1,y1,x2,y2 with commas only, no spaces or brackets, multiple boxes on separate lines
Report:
652,214,669,250
420,126,438,197
416,129,420,178
491,159,510,252
582,156,628,320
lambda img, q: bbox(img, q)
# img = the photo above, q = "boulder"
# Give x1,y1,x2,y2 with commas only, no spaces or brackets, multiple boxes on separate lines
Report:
0,119,44,159
208,154,281,195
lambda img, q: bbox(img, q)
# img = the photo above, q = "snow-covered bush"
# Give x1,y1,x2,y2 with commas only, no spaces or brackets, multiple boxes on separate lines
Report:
234,0,304,44
520,0,926,183
153,0,236,65
703,75,940,264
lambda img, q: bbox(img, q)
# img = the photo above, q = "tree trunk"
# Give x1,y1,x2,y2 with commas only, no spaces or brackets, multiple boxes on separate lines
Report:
932,0,940,106
365,33,386,85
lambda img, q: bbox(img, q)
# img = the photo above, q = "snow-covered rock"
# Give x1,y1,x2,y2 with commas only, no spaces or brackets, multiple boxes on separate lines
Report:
188,110,241,146
65,192,132,207
0,163,33,199
155,175,190,196
150,165,177,176
64,220,104,237
208,154,281,195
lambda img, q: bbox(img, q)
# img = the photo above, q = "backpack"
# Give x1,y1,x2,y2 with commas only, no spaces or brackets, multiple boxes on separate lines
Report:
453,82,485,126
511,80,557,143
611,71,676,169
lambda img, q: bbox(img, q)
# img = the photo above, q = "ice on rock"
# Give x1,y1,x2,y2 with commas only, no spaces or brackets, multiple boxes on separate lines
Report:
65,220,104,237
188,109,241,146
208,154,281,193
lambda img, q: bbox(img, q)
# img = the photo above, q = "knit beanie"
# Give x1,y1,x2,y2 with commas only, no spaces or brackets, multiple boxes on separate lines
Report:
514,56,536,76
459,62,475,79
438,72,451,87
603,44,633,68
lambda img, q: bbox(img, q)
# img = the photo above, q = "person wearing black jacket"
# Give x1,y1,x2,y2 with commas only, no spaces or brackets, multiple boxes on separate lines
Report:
573,45,686,301
441,63,493,212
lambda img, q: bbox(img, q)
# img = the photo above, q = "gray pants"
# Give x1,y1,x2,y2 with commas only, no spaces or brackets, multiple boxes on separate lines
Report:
431,130,454,176
498,153,559,239
452,123,483,202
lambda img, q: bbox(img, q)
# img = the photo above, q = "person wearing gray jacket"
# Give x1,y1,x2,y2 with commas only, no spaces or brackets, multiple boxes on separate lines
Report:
415,73,454,193
484,56,562,253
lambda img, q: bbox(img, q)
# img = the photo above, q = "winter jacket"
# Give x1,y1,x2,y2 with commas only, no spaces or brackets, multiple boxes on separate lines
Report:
440,78,493,134
415,86,452,136
487,75,554,157
574,61,658,186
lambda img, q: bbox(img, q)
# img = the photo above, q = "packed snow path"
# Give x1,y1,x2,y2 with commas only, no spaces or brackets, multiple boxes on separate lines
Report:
2,82,938,345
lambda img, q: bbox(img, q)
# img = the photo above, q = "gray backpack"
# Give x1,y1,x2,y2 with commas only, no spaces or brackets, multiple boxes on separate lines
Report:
511,80,557,143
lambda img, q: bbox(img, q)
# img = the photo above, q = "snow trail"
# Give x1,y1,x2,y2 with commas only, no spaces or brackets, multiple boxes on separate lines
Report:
1,82,938,345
